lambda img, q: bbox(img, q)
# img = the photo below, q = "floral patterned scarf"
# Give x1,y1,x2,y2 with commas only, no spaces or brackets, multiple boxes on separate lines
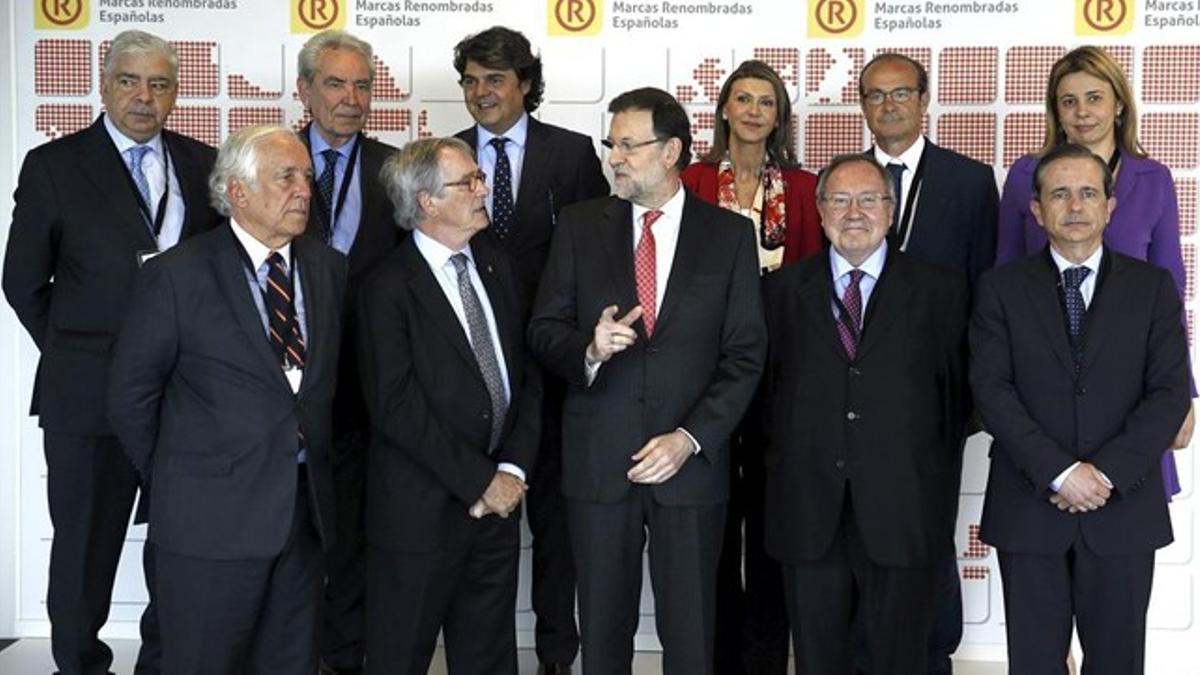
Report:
716,156,787,252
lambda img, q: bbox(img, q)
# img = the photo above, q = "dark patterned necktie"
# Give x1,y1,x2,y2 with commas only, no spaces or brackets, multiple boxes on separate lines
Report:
316,148,339,243
264,252,306,368
489,137,514,241
887,162,905,234
1063,265,1091,367
450,253,508,451
836,269,866,360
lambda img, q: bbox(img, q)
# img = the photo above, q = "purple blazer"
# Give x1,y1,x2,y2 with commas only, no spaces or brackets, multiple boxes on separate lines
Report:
997,150,1186,497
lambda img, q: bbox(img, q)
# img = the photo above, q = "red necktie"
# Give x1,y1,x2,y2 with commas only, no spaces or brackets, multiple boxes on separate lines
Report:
636,210,662,336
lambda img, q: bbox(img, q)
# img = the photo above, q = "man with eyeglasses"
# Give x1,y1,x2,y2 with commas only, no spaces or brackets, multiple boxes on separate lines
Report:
3,29,222,675
359,137,542,675
857,51,999,675
761,154,971,675
293,29,401,675
529,87,766,675
451,26,609,675
971,144,1187,675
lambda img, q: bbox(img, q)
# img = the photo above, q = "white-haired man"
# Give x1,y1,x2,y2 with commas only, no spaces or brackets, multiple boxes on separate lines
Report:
108,124,346,674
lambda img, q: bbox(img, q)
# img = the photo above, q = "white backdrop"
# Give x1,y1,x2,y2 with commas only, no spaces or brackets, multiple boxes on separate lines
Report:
2,0,1199,670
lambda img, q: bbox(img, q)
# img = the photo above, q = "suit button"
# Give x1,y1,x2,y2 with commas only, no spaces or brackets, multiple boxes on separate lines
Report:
646,347,659,355
849,367,861,376
481,410,490,420
835,459,846,470
1075,386,1087,396
846,412,859,421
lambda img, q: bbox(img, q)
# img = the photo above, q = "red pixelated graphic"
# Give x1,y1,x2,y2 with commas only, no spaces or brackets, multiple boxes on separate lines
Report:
35,39,91,96
1177,178,1196,237
676,57,726,105
35,104,94,141
1142,113,1200,169
752,48,800,87
1143,46,1200,103
1002,112,1045,168
418,109,433,139
962,524,991,560
1184,244,1196,302
364,109,412,134
228,107,285,134
806,47,865,106
689,110,717,159
961,565,989,581
937,113,996,166
228,74,282,100
165,106,220,146
939,47,997,105
101,40,220,99
1005,46,1065,104
805,113,865,169
372,55,409,101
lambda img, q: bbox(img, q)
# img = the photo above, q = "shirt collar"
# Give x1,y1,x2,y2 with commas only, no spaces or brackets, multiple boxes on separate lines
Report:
476,112,529,150
1049,243,1103,278
873,134,926,170
103,112,163,157
230,218,293,272
631,181,685,227
412,228,475,271
830,239,888,282
308,124,359,159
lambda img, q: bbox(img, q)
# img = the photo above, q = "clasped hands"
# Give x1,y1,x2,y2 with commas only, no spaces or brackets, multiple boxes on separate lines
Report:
469,471,526,519
1047,462,1112,514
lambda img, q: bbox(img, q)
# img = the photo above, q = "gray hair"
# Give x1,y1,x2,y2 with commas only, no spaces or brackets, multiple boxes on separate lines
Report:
103,30,178,82
208,124,296,216
380,137,474,231
817,154,896,202
297,30,375,86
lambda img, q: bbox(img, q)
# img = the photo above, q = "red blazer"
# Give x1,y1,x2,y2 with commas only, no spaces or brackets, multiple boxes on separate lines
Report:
681,161,823,266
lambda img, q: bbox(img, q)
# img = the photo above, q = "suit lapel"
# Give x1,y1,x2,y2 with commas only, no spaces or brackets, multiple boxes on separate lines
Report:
798,254,847,361
856,253,912,361
295,237,330,399
1079,250,1119,377
1022,252,1076,375
473,242,521,388
514,118,547,219
346,135,389,270
402,238,481,376
79,117,156,249
168,131,209,240
655,193,703,335
213,224,292,393
597,199,641,335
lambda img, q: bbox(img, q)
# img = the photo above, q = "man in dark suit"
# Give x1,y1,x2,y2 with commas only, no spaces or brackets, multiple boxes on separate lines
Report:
452,25,609,675
294,29,401,675
857,52,999,675
971,144,1188,675
529,87,767,675
358,137,541,675
107,124,345,674
2,29,221,675
762,154,970,675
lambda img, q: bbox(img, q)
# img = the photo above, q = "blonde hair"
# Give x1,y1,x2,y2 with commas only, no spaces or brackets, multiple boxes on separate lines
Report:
1041,46,1144,157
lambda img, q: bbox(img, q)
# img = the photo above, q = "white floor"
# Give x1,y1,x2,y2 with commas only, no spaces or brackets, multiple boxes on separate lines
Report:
0,638,1009,674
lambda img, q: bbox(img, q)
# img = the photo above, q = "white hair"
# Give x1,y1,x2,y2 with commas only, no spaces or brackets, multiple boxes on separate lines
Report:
208,124,295,216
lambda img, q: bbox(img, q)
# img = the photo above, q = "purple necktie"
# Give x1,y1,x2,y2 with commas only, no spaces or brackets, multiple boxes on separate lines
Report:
836,269,866,360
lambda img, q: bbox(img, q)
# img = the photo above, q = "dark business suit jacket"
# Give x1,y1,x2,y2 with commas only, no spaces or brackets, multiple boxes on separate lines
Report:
107,225,346,560
300,127,402,436
3,115,221,434
456,116,610,304
971,248,1188,556
762,249,970,567
871,139,998,293
358,233,542,552
528,191,768,506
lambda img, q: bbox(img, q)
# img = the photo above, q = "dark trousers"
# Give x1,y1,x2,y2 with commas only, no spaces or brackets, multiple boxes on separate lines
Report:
43,431,159,675
568,488,725,675
998,535,1155,675
714,425,789,675
156,469,323,675
365,511,520,675
781,495,936,675
526,380,579,665
321,430,367,670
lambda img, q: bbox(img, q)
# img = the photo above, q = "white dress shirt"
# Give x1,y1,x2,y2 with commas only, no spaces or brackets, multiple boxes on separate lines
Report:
104,113,186,252
829,240,888,321
873,134,926,224
412,229,524,482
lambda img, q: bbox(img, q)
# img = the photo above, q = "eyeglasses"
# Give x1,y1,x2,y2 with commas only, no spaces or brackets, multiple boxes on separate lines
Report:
601,137,666,154
861,86,920,106
443,170,487,191
821,192,894,211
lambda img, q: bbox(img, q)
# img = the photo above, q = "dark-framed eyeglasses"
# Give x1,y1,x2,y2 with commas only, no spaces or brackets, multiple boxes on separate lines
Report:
443,170,487,191
601,137,666,154
861,86,920,106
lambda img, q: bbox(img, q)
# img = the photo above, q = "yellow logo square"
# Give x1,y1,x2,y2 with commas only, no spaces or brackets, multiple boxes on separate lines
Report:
548,0,602,36
35,0,89,29
808,0,863,38
292,0,346,34
1076,0,1133,35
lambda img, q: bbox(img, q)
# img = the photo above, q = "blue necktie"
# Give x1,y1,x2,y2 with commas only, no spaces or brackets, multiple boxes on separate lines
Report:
886,162,905,234
1063,266,1091,368
127,145,154,232
316,148,339,243
489,137,514,241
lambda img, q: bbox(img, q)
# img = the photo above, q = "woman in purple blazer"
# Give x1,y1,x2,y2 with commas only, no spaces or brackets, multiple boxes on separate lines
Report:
997,46,1190,498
